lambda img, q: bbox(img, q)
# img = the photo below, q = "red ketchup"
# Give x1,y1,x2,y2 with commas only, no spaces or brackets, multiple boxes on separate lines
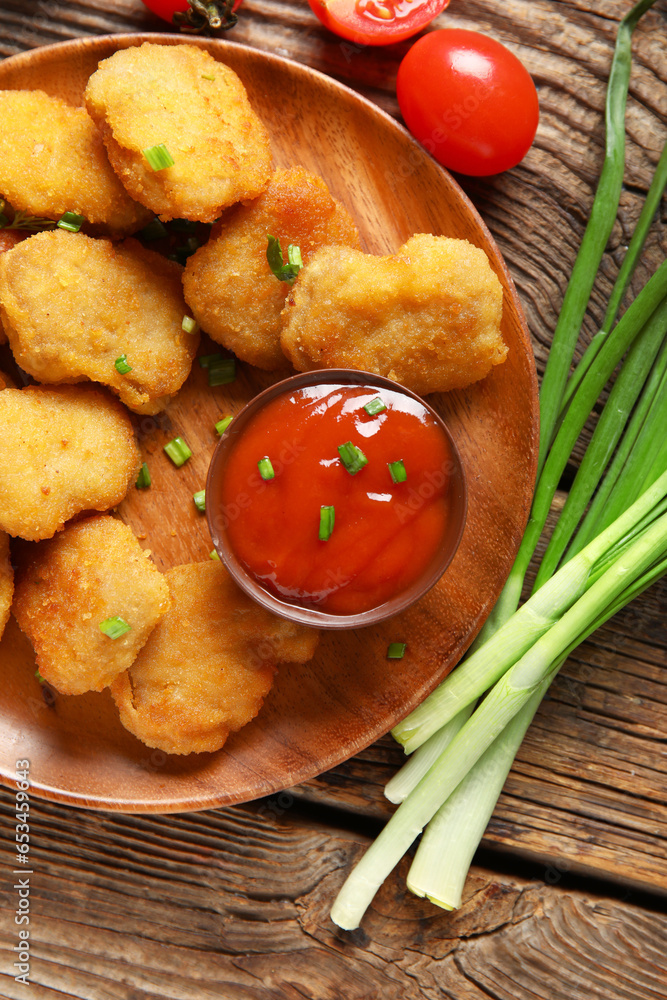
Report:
218,383,455,615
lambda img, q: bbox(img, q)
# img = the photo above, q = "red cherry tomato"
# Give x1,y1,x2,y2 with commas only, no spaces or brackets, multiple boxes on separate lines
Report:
141,0,242,25
396,29,539,176
307,0,449,47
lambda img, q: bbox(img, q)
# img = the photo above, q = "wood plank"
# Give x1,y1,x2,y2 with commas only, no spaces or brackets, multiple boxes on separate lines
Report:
1,790,667,998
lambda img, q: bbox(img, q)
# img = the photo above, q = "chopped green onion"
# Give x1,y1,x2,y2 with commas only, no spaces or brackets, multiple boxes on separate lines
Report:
99,616,131,639
387,642,407,659
57,211,85,233
319,505,335,541
388,460,407,484
210,549,220,560
266,235,303,284
338,441,368,476
135,462,151,489
208,358,236,386
182,315,200,334
201,73,216,81
364,397,387,416
215,415,233,435
258,456,275,480
143,143,175,171
164,436,192,467
193,489,206,512
35,669,45,685
199,353,224,368
139,218,168,241
114,353,132,375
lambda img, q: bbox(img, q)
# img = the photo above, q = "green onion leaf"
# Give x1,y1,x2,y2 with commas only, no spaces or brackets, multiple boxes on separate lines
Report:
364,397,387,416
99,616,131,639
57,211,85,233
139,218,168,241
258,456,275,481
193,489,206,512
35,669,45,685
135,462,151,489
208,358,236,387
198,353,224,368
182,315,199,334
215,415,233,435
143,143,175,171
201,73,216,81
266,235,303,284
338,441,368,476
388,459,407,484
319,505,335,541
387,642,407,659
164,436,192,467
115,353,132,375
210,549,221,561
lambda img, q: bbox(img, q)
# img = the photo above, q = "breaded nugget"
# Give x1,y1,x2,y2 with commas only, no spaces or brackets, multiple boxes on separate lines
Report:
0,367,15,390
0,230,28,345
13,516,170,696
280,234,507,395
0,385,141,541
111,561,319,755
85,43,272,223
0,230,199,414
183,166,361,369
0,90,152,237
0,531,12,642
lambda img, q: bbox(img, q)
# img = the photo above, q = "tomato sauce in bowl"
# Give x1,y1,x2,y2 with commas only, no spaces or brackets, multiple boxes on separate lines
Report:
207,370,467,628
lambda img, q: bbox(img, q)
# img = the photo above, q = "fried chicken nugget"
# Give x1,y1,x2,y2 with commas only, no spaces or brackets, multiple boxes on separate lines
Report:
13,516,170,696
111,561,320,755
280,234,507,396
85,43,272,223
0,385,141,541
0,230,199,414
183,166,361,370
0,90,152,237
0,531,12,642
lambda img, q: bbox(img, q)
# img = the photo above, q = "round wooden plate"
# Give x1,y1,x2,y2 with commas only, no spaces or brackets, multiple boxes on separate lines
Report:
0,34,538,812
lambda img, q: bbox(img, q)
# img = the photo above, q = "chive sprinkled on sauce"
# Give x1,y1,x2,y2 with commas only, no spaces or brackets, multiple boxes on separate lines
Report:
364,397,387,416
193,489,206,512
215,415,233,435
143,143,175,171
387,642,407,659
338,441,368,476
388,459,407,483
115,353,132,374
257,456,275,481
135,462,151,489
164,436,192,467
100,616,131,639
319,505,335,541
57,211,85,233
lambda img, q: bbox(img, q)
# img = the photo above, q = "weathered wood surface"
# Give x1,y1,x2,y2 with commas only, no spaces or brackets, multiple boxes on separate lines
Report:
1,0,667,995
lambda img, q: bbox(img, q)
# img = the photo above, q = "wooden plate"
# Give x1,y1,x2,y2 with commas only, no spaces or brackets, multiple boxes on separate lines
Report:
0,34,538,812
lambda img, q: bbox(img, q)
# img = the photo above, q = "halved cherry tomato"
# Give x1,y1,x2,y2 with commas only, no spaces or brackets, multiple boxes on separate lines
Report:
141,0,242,26
396,29,539,176
307,0,449,47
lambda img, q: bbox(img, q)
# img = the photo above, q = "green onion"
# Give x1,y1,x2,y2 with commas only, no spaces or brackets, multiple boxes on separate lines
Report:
114,353,132,375
363,397,387,416
210,549,220,561
338,441,368,476
139,218,168,241
266,235,303,284
193,489,206,512
202,73,216,81
318,505,335,541
35,669,45,685
208,358,236,387
387,642,407,659
135,462,151,489
56,211,85,233
164,437,192,467
143,143,175,171
388,460,407,484
215,415,233,435
99,616,131,639
182,315,200,334
258,456,275,481
199,353,224,368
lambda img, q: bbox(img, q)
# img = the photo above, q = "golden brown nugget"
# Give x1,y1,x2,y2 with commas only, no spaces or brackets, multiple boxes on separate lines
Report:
111,561,319,755
0,531,12,642
13,516,170,696
183,166,361,370
85,43,272,223
280,233,507,396
0,367,15,390
0,385,141,541
0,90,152,237
0,230,199,414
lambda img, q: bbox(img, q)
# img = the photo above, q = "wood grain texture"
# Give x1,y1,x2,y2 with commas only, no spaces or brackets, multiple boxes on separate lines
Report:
1,790,667,1000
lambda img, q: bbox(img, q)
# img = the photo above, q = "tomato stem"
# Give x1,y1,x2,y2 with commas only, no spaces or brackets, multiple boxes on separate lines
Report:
172,0,238,33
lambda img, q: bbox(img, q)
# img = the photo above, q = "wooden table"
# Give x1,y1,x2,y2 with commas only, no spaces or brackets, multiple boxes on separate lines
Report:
1,0,666,996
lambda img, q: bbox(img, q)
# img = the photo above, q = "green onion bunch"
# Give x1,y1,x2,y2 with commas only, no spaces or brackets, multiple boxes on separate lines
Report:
331,0,667,930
